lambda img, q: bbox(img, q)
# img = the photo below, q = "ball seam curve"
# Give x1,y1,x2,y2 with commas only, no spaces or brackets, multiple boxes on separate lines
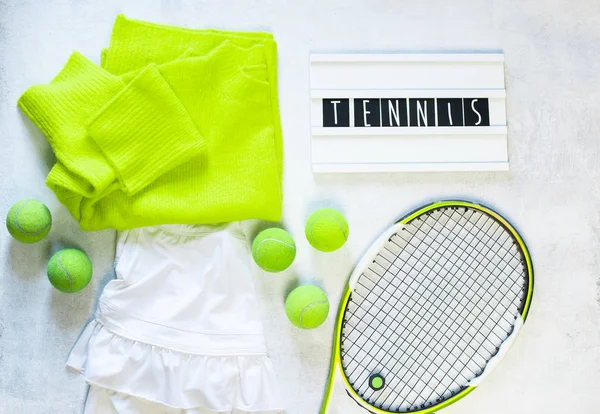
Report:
56,254,73,292
299,299,329,328
306,212,348,250
255,238,295,271
14,200,51,236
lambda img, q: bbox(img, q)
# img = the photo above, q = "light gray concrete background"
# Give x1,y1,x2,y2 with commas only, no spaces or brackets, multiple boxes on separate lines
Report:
1,0,600,413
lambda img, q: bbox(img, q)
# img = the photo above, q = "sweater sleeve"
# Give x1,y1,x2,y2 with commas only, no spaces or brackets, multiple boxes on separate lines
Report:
18,52,126,198
86,65,205,195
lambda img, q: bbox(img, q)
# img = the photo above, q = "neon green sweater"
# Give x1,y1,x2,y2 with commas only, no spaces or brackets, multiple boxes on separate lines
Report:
18,15,282,231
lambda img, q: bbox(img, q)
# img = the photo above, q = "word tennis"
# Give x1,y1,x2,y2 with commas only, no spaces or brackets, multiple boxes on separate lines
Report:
322,98,490,128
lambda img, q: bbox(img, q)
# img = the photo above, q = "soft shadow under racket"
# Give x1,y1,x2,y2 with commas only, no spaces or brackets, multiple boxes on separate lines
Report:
320,200,533,414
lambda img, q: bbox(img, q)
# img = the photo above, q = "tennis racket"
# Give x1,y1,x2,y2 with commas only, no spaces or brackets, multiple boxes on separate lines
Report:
320,200,533,414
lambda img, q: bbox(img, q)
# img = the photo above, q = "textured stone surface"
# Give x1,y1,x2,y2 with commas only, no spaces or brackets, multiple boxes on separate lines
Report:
1,0,600,413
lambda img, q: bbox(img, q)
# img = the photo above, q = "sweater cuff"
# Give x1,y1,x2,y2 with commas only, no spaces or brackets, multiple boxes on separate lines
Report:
18,52,125,152
86,65,205,195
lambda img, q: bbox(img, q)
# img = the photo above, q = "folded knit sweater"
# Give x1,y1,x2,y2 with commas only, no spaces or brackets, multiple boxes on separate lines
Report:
19,15,282,231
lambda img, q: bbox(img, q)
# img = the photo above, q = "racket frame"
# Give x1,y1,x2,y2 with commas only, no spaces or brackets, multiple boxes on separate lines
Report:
320,200,534,414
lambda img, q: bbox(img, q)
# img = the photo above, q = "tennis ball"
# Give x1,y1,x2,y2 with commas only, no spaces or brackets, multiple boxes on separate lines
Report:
47,249,93,293
285,285,330,329
305,208,349,252
6,199,52,244
252,228,296,272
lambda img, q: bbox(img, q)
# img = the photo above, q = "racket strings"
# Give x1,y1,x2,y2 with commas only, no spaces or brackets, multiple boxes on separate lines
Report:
349,237,510,408
343,217,476,406
357,210,503,406
387,212,523,407
343,210,484,391
402,211,523,332
347,210,514,376
352,209,524,410
340,207,528,412
412,208,523,299
387,211,524,406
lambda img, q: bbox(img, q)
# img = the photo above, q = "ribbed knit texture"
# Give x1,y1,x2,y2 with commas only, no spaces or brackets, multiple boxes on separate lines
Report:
19,52,125,198
18,15,283,230
87,65,205,195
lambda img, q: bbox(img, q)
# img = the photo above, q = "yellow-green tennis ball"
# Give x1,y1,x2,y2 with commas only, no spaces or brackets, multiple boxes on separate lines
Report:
252,228,296,272
6,199,52,244
305,208,349,252
285,285,330,329
47,249,93,293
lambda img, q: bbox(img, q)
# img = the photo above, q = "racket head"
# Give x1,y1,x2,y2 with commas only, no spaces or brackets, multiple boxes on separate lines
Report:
321,200,533,414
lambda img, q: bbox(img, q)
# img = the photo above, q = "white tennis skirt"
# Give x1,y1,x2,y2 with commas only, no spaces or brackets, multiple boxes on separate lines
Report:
67,223,284,413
